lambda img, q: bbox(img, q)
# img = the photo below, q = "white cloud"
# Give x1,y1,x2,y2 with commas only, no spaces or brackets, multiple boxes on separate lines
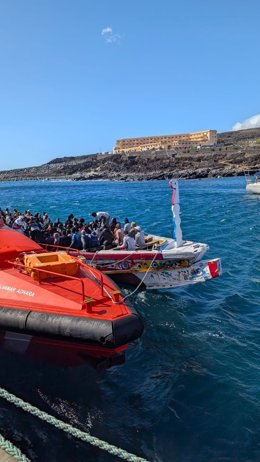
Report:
101,27,112,35
101,26,120,44
232,114,260,131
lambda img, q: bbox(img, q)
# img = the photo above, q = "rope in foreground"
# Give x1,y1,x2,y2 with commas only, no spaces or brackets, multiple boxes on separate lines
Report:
0,386,149,462
0,433,30,462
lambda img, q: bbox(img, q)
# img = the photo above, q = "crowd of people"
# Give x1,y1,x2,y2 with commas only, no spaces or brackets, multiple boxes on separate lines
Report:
0,208,146,251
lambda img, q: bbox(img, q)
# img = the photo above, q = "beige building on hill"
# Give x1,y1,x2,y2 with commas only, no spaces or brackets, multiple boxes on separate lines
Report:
114,129,217,153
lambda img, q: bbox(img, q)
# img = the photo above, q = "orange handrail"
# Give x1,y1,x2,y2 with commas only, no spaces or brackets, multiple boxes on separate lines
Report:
7,259,86,303
38,245,108,299
7,257,119,305
13,246,120,304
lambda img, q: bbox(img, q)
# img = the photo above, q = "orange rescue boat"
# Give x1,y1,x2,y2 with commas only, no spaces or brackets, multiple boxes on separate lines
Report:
0,227,144,363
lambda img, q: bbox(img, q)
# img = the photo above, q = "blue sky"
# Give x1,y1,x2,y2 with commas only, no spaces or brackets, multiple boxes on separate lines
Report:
0,0,259,170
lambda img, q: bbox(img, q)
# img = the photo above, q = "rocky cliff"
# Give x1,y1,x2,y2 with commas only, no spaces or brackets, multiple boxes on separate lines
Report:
0,128,260,181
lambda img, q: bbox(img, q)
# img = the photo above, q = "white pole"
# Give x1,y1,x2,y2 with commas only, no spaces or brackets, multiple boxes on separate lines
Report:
169,179,183,247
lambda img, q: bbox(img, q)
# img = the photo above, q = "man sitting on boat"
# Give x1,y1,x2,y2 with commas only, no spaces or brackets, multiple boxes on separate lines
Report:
135,226,146,249
117,230,136,251
70,227,82,249
113,223,124,246
99,225,114,250
123,218,131,233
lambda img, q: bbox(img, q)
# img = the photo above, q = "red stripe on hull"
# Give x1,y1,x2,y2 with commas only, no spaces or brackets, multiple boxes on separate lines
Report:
83,251,163,261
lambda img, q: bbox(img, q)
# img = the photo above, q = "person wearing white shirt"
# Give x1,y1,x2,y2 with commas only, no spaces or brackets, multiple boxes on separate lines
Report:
135,226,146,249
91,211,110,226
118,230,136,250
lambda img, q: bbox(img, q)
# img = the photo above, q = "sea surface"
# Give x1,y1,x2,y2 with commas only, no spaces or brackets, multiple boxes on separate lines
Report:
0,177,259,462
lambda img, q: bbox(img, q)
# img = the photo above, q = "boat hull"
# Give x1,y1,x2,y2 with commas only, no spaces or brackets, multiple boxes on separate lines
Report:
133,258,221,289
82,238,209,270
81,251,221,290
0,227,144,361
246,183,260,194
106,258,221,289
0,305,143,349
0,329,126,367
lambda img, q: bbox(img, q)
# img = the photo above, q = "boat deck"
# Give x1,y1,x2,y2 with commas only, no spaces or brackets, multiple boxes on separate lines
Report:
0,265,127,320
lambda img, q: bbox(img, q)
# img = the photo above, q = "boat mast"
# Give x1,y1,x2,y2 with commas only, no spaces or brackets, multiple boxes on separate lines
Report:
169,179,183,247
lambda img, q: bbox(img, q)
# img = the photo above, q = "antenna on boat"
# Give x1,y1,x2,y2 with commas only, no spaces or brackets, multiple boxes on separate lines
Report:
169,178,183,247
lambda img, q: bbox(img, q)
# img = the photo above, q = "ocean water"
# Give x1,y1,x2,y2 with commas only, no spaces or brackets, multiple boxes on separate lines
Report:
0,176,259,462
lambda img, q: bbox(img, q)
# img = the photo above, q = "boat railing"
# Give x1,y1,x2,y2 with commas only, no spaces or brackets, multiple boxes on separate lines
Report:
245,171,260,184
245,172,252,184
7,259,87,303
7,257,121,307
38,244,112,298
245,176,254,185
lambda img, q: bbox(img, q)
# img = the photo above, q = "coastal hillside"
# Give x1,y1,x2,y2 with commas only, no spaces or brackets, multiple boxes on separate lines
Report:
0,127,260,181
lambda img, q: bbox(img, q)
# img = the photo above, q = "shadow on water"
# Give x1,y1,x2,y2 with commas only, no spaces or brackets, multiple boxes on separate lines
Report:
0,345,127,462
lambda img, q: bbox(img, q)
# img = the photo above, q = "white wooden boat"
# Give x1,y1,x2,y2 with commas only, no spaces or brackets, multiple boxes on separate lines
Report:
78,180,222,290
82,244,221,290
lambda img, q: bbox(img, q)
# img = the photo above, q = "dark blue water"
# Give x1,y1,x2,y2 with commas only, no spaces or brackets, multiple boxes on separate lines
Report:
0,177,259,462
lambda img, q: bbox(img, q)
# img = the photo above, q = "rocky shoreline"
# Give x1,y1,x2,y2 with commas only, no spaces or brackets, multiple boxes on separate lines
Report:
0,128,260,182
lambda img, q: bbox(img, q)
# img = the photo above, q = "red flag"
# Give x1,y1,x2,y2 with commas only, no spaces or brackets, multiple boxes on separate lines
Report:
169,180,177,205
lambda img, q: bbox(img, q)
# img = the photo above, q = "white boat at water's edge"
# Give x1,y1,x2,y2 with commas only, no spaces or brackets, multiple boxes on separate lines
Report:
245,172,260,194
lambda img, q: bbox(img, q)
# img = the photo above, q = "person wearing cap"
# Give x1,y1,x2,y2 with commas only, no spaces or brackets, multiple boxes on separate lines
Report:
135,226,146,249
